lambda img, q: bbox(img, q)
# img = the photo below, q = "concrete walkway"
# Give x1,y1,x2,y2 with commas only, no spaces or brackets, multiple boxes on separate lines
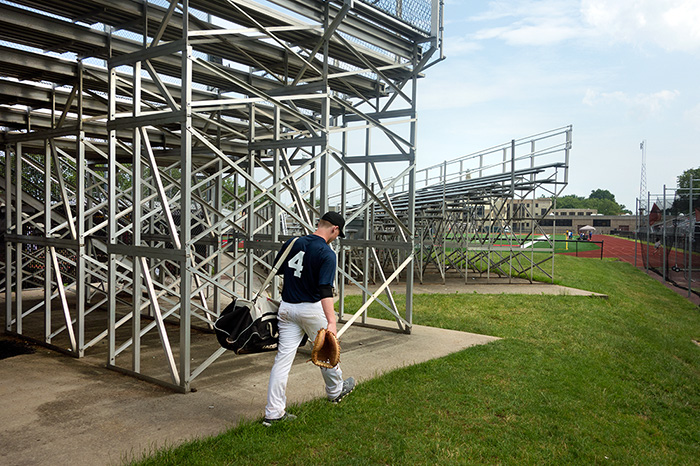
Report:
345,275,608,298
0,278,605,466
1,318,498,466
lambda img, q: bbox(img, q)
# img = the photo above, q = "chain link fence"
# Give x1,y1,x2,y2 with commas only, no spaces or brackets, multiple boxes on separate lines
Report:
637,184,700,299
357,0,432,33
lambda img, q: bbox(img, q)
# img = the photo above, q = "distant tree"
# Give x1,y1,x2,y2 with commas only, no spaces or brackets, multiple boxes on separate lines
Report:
554,190,630,215
589,189,615,202
672,166,700,214
588,198,629,215
556,194,585,209
677,167,700,191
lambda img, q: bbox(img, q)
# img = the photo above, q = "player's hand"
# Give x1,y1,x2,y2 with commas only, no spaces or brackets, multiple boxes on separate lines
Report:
327,321,337,336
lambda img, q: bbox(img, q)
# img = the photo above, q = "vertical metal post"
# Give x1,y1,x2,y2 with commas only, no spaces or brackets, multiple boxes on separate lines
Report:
246,104,255,300
530,161,536,283
131,57,142,372
532,140,540,281
552,191,556,282
76,62,86,356
646,191,650,272
48,90,57,343
309,149,316,221
214,157,222,313
319,3,330,215
271,106,281,297
565,127,571,185
634,197,638,267
76,131,86,356
44,141,52,341
463,205,468,285
338,119,348,321
15,143,23,335
179,12,193,390
689,178,694,298
406,52,418,325
367,186,374,322
107,63,117,366
362,126,371,308
441,160,446,284
4,143,11,331
510,140,516,197
662,185,667,281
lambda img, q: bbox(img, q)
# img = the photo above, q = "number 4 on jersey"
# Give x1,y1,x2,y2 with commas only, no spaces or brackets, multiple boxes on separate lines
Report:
288,251,305,277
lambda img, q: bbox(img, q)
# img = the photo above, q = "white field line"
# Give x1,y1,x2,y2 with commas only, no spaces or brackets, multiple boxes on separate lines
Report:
521,234,550,249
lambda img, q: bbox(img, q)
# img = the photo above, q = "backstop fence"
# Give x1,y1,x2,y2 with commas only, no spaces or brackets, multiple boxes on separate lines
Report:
636,181,700,299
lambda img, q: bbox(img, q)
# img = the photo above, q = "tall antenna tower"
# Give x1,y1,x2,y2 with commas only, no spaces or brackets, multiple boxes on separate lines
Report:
639,140,647,214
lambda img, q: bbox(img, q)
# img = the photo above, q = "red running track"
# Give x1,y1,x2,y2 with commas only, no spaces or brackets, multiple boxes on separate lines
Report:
564,235,696,272
562,234,700,305
561,234,643,266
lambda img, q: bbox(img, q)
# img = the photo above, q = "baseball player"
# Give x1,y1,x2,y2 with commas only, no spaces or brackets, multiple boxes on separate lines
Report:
263,211,355,426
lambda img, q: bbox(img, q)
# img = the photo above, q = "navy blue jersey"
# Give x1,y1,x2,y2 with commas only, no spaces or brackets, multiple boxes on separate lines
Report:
275,234,336,303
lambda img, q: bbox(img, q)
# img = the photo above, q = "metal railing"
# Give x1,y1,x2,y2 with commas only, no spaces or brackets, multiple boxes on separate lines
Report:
357,0,433,33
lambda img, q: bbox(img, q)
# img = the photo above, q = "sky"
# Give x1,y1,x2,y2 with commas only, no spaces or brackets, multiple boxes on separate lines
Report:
415,0,700,211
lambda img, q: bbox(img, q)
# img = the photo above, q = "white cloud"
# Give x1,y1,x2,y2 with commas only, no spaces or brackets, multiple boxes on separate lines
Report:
583,88,680,119
485,22,583,46
581,0,700,52
468,0,578,23
453,0,700,52
443,36,482,56
467,1,587,47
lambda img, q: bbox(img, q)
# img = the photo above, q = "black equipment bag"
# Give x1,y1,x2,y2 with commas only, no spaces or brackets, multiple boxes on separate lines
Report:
214,237,303,354
213,297,308,354
214,298,280,354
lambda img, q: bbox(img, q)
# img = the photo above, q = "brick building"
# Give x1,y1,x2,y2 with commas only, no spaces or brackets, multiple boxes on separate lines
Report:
545,209,635,235
503,199,634,235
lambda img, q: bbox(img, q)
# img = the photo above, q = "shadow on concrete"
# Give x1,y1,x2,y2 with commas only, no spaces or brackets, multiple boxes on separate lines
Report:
0,315,498,466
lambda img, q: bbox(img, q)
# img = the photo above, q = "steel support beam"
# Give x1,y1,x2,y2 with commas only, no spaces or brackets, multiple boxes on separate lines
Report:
1,0,441,390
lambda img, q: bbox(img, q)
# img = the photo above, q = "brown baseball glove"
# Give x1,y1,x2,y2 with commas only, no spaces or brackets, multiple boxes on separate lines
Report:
310,328,340,368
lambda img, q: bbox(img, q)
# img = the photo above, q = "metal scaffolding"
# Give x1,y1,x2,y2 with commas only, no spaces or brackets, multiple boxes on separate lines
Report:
0,0,443,391
338,126,572,284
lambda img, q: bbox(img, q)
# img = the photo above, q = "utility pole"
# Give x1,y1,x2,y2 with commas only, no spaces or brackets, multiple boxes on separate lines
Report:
636,140,647,269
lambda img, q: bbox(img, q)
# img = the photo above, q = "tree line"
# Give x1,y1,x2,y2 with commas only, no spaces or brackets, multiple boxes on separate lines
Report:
554,167,700,216
554,189,631,215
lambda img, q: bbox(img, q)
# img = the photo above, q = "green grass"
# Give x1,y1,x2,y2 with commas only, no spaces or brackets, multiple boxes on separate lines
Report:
435,235,600,260
528,234,600,253
133,256,700,465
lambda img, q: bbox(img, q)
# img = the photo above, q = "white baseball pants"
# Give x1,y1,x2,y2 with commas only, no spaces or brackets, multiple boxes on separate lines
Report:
265,300,344,420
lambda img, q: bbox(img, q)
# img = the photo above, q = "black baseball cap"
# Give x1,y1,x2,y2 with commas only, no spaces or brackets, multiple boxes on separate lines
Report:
321,211,345,238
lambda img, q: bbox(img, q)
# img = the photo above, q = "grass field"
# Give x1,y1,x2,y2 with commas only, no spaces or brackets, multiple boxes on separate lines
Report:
133,255,700,465
438,233,601,254
531,235,601,254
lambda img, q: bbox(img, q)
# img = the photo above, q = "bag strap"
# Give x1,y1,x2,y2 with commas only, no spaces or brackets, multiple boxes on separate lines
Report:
253,237,299,302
